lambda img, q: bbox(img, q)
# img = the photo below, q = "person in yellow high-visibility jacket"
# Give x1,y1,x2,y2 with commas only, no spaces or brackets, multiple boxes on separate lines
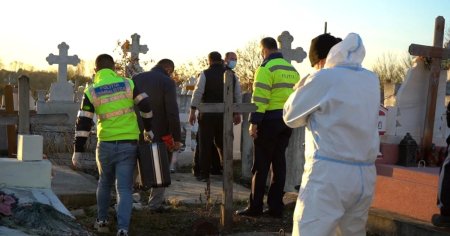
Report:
72,54,153,236
236,37,300,218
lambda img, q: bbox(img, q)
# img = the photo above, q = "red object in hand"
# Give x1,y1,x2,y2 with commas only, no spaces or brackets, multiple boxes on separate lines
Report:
162,134,175,150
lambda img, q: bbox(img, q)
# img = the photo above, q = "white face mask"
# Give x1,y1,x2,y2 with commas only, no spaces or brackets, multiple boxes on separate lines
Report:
227,60,237,69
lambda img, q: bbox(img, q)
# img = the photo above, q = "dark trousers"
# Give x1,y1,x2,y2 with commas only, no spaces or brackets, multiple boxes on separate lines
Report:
193,131,222,176
198,115,224,178
438,149,450,216
249,119,292,213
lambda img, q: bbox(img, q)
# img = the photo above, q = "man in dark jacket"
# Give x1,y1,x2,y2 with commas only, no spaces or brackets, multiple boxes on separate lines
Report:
188,51,225,182
132,59,182,211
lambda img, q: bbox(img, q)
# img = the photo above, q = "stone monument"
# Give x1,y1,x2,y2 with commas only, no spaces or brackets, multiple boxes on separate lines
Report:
381,59,450,163
35,42,82,152
46,42,80,102
123,33,148,77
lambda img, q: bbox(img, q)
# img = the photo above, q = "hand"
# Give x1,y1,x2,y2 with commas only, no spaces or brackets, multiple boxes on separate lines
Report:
173,141,182,151
143,130,153,142
249,124,258,139
189,109,197,126
72,152,82,169
233,113,241,125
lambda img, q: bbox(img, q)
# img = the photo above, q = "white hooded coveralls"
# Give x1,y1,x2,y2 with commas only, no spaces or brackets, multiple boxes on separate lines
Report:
283,33,380,236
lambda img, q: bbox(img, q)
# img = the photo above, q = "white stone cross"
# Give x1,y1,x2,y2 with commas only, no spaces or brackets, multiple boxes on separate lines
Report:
124,33,149,61
124,33,149,76
277,31,307,63
46,42,80,83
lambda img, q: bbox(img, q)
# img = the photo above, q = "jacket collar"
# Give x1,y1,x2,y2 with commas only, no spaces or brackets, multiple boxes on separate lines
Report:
262,52,284,66
151,65,169,76
94,69,118,83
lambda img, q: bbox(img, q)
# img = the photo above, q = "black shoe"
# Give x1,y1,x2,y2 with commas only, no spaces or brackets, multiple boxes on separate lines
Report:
235,207,262,217
263,208,283,218
432,214,450,227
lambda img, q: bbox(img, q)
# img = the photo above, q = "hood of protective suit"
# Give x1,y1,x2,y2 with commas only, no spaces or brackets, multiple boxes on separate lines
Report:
324,33,365,69
283,32,380,164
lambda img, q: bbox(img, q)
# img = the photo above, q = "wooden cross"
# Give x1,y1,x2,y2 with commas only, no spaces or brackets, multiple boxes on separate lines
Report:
46,42,80,83
408,16,450,163
0,75,68,157
277,31,307,63
198,70,256,230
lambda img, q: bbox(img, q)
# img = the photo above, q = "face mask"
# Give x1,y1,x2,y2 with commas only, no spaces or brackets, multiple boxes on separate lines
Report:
227,60,237,69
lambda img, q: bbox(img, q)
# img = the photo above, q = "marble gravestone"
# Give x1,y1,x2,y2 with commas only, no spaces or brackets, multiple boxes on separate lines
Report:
383,59,450,147
277,31,307,192
46,42,80,102
37,42,80,123
35,42,82,152
123,33,148,77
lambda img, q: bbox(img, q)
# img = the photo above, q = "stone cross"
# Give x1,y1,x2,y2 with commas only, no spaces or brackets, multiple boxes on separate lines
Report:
408,16,450,163
46,42,80,84
198,71,256,230
0,76,68,157
123,33,148,76
277,31,307,63
128,33,149,61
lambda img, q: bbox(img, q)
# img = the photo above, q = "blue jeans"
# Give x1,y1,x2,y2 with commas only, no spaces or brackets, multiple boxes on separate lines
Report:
96,141,137,231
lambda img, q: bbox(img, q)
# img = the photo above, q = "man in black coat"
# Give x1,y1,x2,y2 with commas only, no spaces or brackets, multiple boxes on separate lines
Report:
132,59,182,211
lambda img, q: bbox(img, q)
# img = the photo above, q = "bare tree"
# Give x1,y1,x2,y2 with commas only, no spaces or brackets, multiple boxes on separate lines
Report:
372,53,412,84
174,57,208,86
235,40,263,92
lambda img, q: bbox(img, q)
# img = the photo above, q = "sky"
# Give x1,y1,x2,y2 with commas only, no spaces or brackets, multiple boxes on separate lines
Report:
1,0,449,78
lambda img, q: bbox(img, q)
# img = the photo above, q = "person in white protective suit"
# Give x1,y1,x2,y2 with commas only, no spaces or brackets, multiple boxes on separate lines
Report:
283,33,380,236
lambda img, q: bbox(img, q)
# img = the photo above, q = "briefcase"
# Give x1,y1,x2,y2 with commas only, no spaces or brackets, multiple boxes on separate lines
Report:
136,142,171,189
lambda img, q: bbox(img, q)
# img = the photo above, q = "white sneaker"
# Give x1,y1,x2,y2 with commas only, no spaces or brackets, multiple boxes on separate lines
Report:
117,229,128,236
94,219,109,233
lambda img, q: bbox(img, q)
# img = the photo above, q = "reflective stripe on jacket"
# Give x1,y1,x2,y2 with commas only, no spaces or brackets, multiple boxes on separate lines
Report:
251,53,300,118
84,69,140,141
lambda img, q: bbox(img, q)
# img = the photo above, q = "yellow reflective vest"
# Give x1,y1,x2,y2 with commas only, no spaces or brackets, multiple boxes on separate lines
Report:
84,69,140,141
251,53,300,123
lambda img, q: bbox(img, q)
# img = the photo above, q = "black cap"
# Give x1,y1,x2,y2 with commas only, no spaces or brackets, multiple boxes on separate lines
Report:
309,33,342,67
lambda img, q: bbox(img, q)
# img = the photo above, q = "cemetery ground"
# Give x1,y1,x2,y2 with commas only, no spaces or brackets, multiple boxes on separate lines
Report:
51,154,296,236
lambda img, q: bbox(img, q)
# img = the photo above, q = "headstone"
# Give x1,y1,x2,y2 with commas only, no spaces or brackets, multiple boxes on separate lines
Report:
277,31,307,63
123,33,148,77
384,82,397,107
12,88,35,111
37,43,81,152
37,90,47,102
382,60,450,147
277,31,307,192
46,42,80,102
407,16,450,161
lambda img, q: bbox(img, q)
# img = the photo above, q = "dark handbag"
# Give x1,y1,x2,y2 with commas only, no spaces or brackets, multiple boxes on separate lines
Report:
136,141,171,189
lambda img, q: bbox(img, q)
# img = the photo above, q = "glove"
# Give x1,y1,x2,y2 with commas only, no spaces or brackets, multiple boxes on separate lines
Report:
162,134,175,151
72,152,82,169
